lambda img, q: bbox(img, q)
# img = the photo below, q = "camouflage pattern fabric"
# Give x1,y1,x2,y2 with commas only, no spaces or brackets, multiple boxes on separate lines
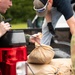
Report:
0,14,5,22
71,35,75,75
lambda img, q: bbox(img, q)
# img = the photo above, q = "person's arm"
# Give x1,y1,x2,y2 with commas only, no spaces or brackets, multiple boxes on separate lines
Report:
54,0,75,34
0,21,11,37
45,11,51,23
45,11,55,35
66,16,75,35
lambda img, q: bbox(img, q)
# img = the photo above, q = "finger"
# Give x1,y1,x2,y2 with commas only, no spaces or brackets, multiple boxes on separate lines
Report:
5,26,11,31
34,38,40,44
1,21,5,24
5,23,11,27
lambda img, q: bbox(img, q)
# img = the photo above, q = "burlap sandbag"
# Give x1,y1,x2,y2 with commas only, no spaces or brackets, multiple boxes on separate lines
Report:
50,58,72,75
28,63,57,75
27,58,72,75
57,65,72,75
50,58,72,68
28,44,54,64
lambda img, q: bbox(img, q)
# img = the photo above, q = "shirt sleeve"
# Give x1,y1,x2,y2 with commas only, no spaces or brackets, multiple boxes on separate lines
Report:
25,34,31,44
53,0,73,20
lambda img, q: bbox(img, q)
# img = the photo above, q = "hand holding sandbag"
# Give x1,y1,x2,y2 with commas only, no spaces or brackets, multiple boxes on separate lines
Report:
28,44,55,64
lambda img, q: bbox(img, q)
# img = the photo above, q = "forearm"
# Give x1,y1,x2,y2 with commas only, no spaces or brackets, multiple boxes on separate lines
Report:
45,12,55,35
45,12,51,23
67,16,75,35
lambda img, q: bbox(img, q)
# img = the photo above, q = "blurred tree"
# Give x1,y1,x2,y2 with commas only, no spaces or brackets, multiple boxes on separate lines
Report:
3,0,36,24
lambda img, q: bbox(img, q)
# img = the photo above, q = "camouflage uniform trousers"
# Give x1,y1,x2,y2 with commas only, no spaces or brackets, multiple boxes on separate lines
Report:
71,35,75,75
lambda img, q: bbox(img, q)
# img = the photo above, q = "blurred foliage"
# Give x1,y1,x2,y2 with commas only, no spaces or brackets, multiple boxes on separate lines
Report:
11,23,27,29
3,0,36,24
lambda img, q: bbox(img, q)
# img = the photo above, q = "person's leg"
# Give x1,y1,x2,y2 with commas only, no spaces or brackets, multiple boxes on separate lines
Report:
40,7,62,45
71,35,75,75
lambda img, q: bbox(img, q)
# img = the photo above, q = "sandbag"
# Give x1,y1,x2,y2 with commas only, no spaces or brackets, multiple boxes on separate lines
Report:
50,58,72,75
50,58,72,68
28,44,54,64
51,59,72,75
27,58,72,75
28,63,57,75
57,65,72,75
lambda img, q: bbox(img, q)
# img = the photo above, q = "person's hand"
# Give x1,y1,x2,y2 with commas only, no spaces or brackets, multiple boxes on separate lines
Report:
29,33,41,44
0,21,11,37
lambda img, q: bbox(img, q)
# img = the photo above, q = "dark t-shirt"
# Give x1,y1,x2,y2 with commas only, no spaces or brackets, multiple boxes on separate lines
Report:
52,0,75,20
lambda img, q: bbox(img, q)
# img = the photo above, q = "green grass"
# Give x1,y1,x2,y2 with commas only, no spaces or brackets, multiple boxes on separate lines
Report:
11,23,28,29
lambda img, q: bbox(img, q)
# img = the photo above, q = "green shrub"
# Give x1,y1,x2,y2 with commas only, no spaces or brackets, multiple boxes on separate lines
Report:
4,0,36,24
